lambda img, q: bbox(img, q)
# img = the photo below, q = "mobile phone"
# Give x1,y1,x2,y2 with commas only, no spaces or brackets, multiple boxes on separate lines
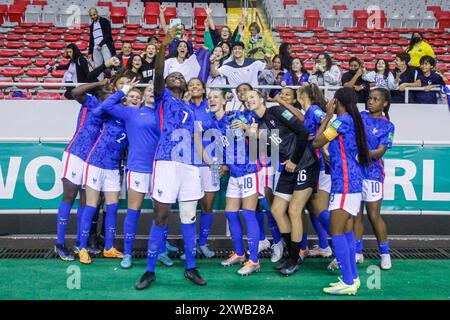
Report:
169,18,182,29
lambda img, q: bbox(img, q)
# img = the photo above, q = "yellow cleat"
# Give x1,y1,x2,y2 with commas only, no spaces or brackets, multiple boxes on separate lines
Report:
79,248,92,264
330,277,360,289
103,247,124,259
323,280,358,296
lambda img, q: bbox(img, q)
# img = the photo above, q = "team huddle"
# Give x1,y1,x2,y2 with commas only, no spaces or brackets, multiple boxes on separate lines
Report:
54,30,395,296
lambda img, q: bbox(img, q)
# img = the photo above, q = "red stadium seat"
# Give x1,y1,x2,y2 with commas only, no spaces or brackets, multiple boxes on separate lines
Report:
124,29,139,36
321,38,336,45
326,46,344,53
435,48,448,55
34,58,51,67
367,46,385,54
304,61,315,70
24,34,42,41
0,68,25,78
30,27,47,35
140,29,155,37
290,45,305,53
387,47,405,54
50,28,66,35
352,33,365,39
284,38,300,45
334,54,352,62
124,24,140,29
364,62,376,70
43,78,62,89
41,50,61,58
98,1,113,8
43,35,61,42
18,22,34,28
357,54,374,61
51,69,65,78
20,50,40,58
301,38,318,45
18,78,39,89
429,40,446,47
164,7,177,25
359,39,374,46
110,7,127,24
332,5,347,15
316,33,329,39
5,42,24,49
347,47,366,54
132,43,147,51
75,42,88,51
6,34,24,41
120,36,137,42
7,91,32,100
304,10,320,28
308,46,326,53
12,58,32,67
7,5,25,23
63,35,80,42
47,42,66,50
0,77,14,89
37,22,53,28
0,4,7,25
144,2,159,25
0,50,19,57
0,58,9,66
195,7,207,29
36,91,61,100
374,39,391,46
340,62,350,70
28,42,46,50
26,68,48,77
293,53,311,60
393,39,409,46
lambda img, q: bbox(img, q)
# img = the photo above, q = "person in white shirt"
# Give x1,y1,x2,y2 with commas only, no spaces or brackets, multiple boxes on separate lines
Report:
362,58,398,91
309,52,341,101
209,41,273,100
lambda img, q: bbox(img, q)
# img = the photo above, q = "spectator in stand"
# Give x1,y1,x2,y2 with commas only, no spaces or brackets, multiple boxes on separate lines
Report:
280,57,310,87
205,6,246,49
117,54,144,82
246,22,276,60
117,41,133,68
141,43,157,83
206,45,227,88
210,41,273,90
272,54,286,80
219,41,232,63
391,53,420,103
415,56,446,104
279,43,293,70
342,57,369,104
164,40,210,83
147,36,159,46
57,43,120,99
88,7,116,78
309,52,341,101
406,32,435,68
159,5,194,57
362,59,397,90
269,71,285,99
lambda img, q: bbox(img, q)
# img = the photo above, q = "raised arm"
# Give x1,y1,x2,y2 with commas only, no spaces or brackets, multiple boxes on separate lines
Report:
159,5,168,32
313,99,336,149
205,5,216,31
71,80,108,104
155,27,176,96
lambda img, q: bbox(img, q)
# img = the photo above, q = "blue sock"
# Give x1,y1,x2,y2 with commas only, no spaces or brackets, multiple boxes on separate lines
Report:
331,234,354,285
225,211,244,256
301,232,308,250
104,203,118,251
378,241,390,255
56,201,72,245
146,223,165,272
319,210,331,235
158,226,169,254
255,211,266,241
345,232,359,280
181,223,197,270
198,212,213,246
123,208,141,256
242,209,260,263
76,205,85,244
355,238,364,254
309,213,329,249
259,198,270,211
266,210,281,244
79,205,97,249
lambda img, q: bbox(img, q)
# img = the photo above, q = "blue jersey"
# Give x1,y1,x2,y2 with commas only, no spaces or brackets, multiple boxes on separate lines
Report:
85,117,128,170
324,114,363,194
155,88,196,165
192,99,213,167
100,90,160,174
304,105,327,171
65,94,104,161
361,111,395,182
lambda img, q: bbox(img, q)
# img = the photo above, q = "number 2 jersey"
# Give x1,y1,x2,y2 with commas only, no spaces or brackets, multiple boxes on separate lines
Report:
65,94,104,161
257,105,317,172
360,111,395,183
324,113,363,194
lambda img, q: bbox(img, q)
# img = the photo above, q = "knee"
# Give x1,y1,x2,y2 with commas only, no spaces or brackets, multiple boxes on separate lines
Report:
287,208,301,220
179,201,198,224
154,214,169,226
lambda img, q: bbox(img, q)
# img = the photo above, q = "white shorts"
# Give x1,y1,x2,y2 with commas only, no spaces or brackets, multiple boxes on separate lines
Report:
362,179,383,202
152,160,204,203
259,166,275,190
329,193,362,216
61,151,85,185
318,171,331,193
83,163,122,192
226,172,262,199
126,170,152,195
199,166,220,193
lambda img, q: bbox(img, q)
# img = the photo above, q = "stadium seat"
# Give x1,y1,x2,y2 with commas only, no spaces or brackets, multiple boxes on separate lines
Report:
43,35,61,42
132,43,146,51
348,47,366,54
47,42,66,50
12,58,32,67
0,4,7,25
0,77,14,89
357,54,374,61
24,34,42,41
194,7,207,29
353,10,369,30
388,47,405,54
18,78,39,89
6,34,24,41
36,91,61,100
41,50,61,58
0,58,9,66
7,5,26,23
43,78,62,89
5,42,24,49
49,28,66,35
30,27,47,34
63,35,80,42
144,2,159,25
110,6,127,24
326,46,343,53
33,58,51,67
367,46,385,54
0,50,19,57
301,38,318,45
375,54,395,62
0,68,25,78
308,45,326,53
20,50,40,58
28,42,46,49
364,62,376,70
304,9,320,28
51,69,65,78
7,91,32,100
334,54,352,62
26,68,48,77
164,6,177,25
124,29,139,36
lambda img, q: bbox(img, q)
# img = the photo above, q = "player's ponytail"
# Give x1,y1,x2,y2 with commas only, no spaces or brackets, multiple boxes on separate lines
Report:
334,88,371,166
298,84,326,111
371,88,391,120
